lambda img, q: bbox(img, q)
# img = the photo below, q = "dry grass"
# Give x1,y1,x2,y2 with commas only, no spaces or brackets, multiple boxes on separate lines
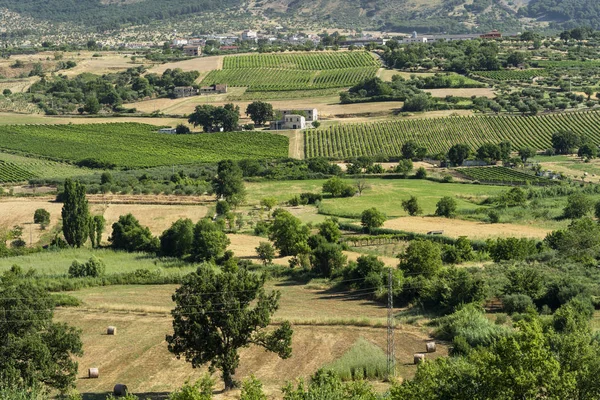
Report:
56,283,445,398
384,216,551,240
0,112,186,126
0,198,63,243
148,56,224,76
425,88,495,98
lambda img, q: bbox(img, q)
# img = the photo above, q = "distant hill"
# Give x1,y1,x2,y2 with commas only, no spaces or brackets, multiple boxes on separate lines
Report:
0,0,598,33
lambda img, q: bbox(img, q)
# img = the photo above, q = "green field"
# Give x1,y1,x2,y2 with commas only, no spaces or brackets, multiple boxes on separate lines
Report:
305,112,600,159
457,166,551,185
471,69,549,81
0,152,93,182
201,51,380,92
0,123,289,168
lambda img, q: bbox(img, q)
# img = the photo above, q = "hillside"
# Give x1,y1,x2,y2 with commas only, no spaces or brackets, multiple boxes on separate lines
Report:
0,0,597,33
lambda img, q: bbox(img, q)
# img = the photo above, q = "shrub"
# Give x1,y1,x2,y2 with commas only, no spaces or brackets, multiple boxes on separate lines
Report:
169,375,214,400
399,240,442,277
68,256,105,278
256,242,275,266
216,200,230,215
563,192,593,219
300,192,323,204
33,208,51,229
240,376,267,400
323,177,356,198
488,210,500,223
415,167,427,179
503,294,534,314
435,196,457,218
402,196,423,216
323,338,387,381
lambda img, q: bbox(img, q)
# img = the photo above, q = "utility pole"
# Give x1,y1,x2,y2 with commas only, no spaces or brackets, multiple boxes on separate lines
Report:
387,268,395,379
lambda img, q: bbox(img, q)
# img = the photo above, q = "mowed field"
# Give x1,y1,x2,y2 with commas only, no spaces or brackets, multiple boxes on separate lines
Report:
51,283,445,398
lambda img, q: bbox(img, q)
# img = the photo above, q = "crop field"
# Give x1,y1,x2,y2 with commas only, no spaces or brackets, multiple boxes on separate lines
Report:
0,160,37,182
0,123,288,168
0,152,92,181
456,166,551,185
471,69,549,81
201,51,380,92
305,111,600,158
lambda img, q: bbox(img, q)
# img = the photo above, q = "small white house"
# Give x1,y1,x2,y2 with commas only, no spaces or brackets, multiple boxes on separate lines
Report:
280,108,318,122
242,30,258,41
270,115,306,130
172,38,188,46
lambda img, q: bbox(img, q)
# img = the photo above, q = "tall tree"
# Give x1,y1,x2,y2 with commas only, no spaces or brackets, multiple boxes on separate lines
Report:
447,144,471,166
0,279,83,391
245,101,274,126
160,218,194,258
191,219,230,262
167,266,293,389
61,179,90,247
212,160,246,206
268,209,310,257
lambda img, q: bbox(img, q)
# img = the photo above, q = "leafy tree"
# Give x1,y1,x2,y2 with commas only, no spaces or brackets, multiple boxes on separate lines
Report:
310,239,347,277
401,140,420,160
191,219,230,262
68,256,105,278
447,144,471,166
322,177,355,198
402,196,423,216
175,124,191,134
61,179,90,247
83,95,100,114
166,266,293,389
361,208,386,233
398,240,442,278
268,210,310,257
245,101,274,126
415,167,427,179
283,370,380,400
159,218,194,258
216,200,230,216
578,142,598,159
241,375,267,400
109,213,159,253
213,160,246,206
88,215,105,248
318,218,341,243
563,192,593,219
476,143,501,163
435,196,457,218
100,172,113,185
260,197,277,211
552,130,580,155
394,159,413,176
33,208,50,229
188,104,240,132
2,89,11,96
0,280,83,391
344,255,386,290
497,187,527,207
255,242,275,266
487,237,539,262
402,94,431,112
518,147,536,163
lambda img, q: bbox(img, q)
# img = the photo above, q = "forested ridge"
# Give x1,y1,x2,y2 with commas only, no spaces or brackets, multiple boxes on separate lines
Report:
526,0,600,30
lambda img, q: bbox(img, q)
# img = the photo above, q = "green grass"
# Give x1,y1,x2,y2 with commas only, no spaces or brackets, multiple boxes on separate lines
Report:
0,248,198,277
456,166,551,185
323,337,387,381
305,112,600,158
0,123,289,168
246,178,507,218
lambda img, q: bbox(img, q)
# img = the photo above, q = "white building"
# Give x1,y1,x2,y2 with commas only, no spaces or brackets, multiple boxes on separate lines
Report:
281,108,318,122
242,30,258,41
158,128,177,134
172,38,188,46
270,115,306,130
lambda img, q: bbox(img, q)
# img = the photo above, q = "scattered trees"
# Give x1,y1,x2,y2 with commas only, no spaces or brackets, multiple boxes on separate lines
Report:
322,177,356,198
69,256,105,278
447,144,471,166
159,218,194,258
563,192,593,219
109,213,159,253
268,210,310,257
167,266,293,389
188,104,240,132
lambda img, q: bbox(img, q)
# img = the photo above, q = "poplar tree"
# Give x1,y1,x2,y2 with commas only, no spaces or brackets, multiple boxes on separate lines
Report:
61,179,90,247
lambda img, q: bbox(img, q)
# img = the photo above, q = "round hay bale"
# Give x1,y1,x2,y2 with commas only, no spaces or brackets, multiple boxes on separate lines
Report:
113,384,128,396
414,354,425,365
426,341,437,353
88,368,99,379
107,326,117,335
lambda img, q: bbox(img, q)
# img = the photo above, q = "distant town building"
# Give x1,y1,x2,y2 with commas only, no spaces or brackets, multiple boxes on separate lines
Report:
339,38,387,47
242,30,258,41
400,33,428,44
219,45,239,51
199,84,228,94
183,46,202,57
480,30,502,39
188,38,206,46
174,86,198,98
172,38,189,46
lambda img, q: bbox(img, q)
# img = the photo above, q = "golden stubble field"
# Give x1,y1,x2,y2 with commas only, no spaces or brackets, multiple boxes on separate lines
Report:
56,283,446,399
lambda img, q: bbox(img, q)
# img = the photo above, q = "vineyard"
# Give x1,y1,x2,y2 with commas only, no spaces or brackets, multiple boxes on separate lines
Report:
471,69,548,81
304,111,600,158
201,51,380,92
456,166,550,185
0,160,37,183
0,152,95,180
0,123,289,168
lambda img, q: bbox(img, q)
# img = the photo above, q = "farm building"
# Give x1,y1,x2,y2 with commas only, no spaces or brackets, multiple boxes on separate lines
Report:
480,30,502,39
183,46,202,56
174,86,198,98
270,114,306,130
199,84,228,94
280,108,318,122
242,30,258,41
158,128,177,134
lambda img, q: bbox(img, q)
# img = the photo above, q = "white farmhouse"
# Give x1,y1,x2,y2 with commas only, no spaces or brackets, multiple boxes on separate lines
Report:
280,108,318,122
270,114,306,130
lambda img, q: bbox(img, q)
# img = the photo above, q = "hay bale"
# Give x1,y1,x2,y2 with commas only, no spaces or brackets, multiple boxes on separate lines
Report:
414,354,425,365
113,384,128,396
426,341,437,353
88,368,99,379
107,326,117,335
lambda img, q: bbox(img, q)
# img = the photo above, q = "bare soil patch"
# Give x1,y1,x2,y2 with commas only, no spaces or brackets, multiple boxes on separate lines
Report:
384,216,551,240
